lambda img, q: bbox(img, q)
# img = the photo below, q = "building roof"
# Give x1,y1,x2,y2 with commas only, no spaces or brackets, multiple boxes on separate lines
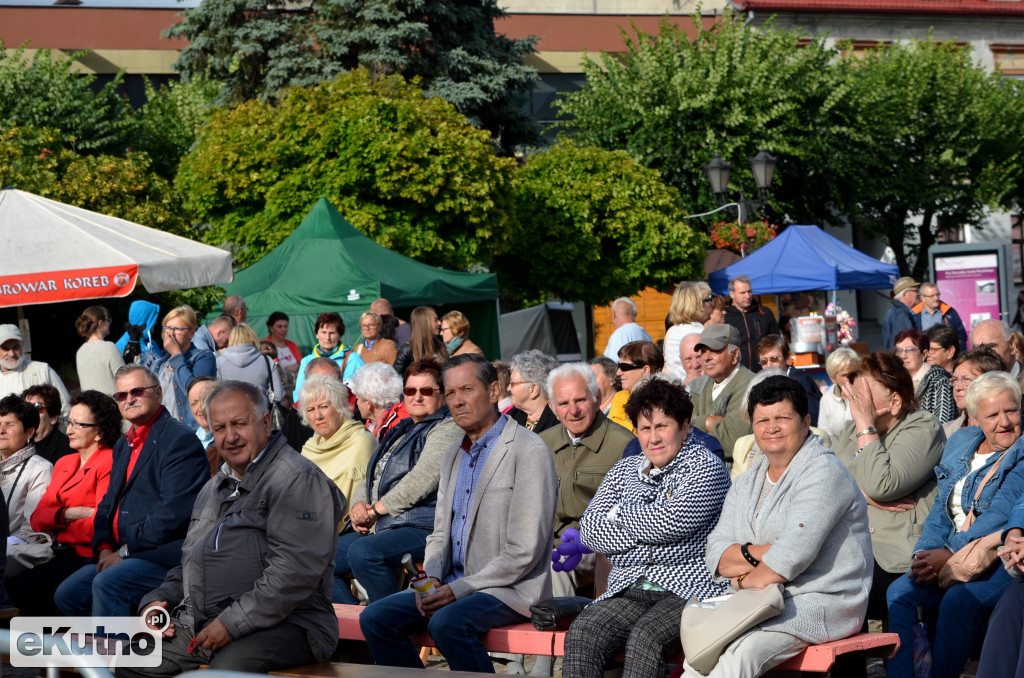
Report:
737,0,1024,15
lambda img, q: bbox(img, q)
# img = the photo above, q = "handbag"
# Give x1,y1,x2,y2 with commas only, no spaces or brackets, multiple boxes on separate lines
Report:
7,532,54,577
529,596,593,631
938,449,1008,589
680,583,785,676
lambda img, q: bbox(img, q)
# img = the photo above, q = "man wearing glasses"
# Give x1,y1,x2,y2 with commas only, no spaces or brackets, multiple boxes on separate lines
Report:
0,324,71,419
912,283,967,352
54,365,209,617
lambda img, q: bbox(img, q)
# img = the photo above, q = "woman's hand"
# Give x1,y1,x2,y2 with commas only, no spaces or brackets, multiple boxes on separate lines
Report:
842,376,886,430
864,494,916,513
909,548,953,585
163,328,184,356
1002,528,1024,572
350,501,376,529
64,506,95,521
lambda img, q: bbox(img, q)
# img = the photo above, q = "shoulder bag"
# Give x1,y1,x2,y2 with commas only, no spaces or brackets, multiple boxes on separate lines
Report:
680,583,785,675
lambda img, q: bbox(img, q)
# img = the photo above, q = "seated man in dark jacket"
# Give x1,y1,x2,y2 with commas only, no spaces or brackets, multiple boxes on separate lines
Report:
118,380,344,676
55,365,209,617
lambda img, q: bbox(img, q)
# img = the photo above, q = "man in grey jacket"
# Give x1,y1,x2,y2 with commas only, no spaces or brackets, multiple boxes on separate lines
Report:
360,354,558,673
121,380,344,676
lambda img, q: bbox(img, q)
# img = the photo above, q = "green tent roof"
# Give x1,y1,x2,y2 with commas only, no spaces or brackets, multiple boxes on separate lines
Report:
223,198,500,355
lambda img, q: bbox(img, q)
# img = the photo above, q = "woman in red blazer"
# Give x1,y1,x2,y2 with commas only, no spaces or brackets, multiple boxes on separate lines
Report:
7,390,121,615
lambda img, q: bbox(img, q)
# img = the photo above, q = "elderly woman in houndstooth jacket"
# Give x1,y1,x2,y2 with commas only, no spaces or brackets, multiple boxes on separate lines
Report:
562,378,731,678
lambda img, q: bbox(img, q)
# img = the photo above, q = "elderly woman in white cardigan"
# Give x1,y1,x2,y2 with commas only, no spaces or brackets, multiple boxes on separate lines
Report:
688,375,873,678
563,378,730,678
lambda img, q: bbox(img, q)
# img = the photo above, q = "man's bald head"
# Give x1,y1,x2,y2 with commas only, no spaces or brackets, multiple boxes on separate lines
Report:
971,319,1014,370
370,299,394,317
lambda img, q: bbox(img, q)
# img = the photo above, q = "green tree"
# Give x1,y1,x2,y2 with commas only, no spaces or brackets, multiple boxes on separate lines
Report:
497,141,707,306
555,14,851,226
166,0,539,150
0,45,137,155
836,40,1024,279
135,76,221,180
176,69,519,270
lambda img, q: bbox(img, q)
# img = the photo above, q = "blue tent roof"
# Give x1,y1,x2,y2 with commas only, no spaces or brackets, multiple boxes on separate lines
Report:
707,225,899,294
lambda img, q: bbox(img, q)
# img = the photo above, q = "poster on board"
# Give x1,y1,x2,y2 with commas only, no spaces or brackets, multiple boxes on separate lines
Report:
930,243,1011,344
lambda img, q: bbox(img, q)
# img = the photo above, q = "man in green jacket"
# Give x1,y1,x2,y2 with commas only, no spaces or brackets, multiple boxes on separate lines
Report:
691,324,754,464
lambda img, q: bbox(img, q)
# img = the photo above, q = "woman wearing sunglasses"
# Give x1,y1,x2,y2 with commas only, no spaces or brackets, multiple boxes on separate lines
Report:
10,391,120,614
609,341,665,434
334,359,463,604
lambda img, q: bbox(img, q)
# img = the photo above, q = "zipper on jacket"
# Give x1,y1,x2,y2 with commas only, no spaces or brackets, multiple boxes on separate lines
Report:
214,521,225,551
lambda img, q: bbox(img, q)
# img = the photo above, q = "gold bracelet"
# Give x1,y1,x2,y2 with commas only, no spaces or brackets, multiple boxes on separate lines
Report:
737,574,746,590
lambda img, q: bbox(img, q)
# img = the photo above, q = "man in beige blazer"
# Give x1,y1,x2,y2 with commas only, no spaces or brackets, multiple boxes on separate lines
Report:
359,353,558,673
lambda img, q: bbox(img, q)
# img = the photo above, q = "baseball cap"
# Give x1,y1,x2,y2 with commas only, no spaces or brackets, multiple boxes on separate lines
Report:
695,323,740,352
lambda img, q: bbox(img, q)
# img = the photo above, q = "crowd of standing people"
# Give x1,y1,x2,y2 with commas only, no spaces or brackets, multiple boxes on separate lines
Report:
1,278,1024,678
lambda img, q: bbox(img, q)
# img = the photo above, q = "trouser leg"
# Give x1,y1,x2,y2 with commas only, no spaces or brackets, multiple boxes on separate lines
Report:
359,590,430,669
209,622,317,672
348,526,430,603
682,629,807,678
563,589,659,678
622,593,686,678
933,565,1012,678
426,593,528,673
977,577,1024,678
886,573,945,678
333,531,363,604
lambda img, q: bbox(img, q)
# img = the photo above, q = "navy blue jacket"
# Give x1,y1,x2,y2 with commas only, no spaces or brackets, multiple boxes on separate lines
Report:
882,300,919,348
92,408,210,567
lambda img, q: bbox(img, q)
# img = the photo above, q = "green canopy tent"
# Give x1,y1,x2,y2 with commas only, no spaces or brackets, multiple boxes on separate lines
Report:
221,198,501,358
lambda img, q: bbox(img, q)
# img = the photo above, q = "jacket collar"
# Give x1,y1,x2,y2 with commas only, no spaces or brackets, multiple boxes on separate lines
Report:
551,410,611,452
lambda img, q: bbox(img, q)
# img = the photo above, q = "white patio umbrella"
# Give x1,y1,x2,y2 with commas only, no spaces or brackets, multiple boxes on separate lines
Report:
0,188,233,307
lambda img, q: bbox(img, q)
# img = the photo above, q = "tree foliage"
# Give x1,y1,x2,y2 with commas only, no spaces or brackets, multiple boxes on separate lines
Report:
176,69,519,270
166,0,539,150
497,141,707,306
135,76,221,180
0,45,137,156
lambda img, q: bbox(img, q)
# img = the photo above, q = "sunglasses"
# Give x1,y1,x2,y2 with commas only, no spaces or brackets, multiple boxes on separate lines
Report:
618,362,643,372
404,386,437,397
112,385,159,402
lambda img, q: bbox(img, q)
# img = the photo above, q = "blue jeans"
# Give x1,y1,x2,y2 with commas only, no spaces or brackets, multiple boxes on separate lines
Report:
55,558,170,617
359,590,527,672
333,532,362,604
977,576,1024,678
887,565,1012,678
349,526,431,603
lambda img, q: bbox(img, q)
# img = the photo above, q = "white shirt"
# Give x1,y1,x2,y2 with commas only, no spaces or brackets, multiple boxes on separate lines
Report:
711,366,741,401
0,360,71,418
949,450,997,530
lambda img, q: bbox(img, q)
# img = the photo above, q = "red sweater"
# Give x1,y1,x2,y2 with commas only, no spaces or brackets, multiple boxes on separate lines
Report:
31,446,114,557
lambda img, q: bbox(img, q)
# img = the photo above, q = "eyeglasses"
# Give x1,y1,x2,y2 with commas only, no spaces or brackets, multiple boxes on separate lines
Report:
949,376,975,387
359,324,377,330
509,381,530,388
921,293,940,299
112,385,159,402
64,418,97,429
440,326,451,333
162,325,189,333
618,362,643,372
29,402,45,409
759,356,785,366
894,347,920,355
404,386,437,397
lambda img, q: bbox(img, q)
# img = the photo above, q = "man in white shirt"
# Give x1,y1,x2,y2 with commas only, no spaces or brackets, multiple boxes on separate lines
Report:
0,325,70,418
603,298,652,361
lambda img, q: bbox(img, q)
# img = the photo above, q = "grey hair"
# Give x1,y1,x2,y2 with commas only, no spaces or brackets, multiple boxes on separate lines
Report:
509,350,559,399
612,297,637,318
729,275,751,292
114,364,159,388
350,362,403,408
740,367,787,422
637,371,683,390
972,319,1014,343
825,347,860,380
204,380,269,423
919,282,938,295
298,374,351,426
304,356,343,379
547,363,600,404
964,371,1021,419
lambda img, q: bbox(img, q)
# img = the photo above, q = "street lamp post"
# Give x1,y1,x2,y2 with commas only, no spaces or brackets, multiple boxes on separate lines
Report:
703,149,777,224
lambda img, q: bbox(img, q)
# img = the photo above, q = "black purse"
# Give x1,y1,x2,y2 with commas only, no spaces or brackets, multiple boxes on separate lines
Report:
529,596,593,631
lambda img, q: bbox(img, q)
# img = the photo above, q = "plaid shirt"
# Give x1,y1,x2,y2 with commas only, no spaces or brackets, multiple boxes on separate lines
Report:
444,415,506,583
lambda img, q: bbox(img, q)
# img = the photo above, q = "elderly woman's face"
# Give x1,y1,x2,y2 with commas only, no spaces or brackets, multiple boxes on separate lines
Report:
360,317,379,341
862,373,901,434
895,338,925,373
751,399,809,459
188,383,210,430
440,319,455,344
306,395,344,439
706,307,726,325
951,362,982,411
405,373,444,423
617,359,650,392
637,407,687,469
316,323,341,352
975,388,1022,452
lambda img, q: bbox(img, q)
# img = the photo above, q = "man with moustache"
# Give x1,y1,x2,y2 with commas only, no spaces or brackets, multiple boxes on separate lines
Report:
54,365,209,616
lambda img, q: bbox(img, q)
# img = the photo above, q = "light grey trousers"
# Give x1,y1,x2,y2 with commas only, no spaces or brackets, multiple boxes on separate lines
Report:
682,629,808,678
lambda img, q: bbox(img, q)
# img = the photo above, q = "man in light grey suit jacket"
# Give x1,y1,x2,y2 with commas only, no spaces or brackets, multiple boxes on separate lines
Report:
360,354,558,673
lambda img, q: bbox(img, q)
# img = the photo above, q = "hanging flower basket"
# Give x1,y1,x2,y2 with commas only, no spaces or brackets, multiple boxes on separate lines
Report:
709,218,779,255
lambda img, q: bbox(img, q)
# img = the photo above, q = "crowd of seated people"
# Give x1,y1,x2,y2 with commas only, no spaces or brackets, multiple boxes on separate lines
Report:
7,290,1024,678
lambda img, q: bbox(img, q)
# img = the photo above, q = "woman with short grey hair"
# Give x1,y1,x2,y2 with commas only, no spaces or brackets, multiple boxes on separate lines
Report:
350,362,405,440
508,349,559,432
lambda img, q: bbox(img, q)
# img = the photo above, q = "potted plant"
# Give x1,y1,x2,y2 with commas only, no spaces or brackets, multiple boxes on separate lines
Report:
709,218,779,255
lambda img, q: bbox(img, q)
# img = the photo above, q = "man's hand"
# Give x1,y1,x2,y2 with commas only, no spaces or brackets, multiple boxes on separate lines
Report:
1002,529,1024,572
350,502,375,529
142,601,176,638
419,584,456,617
64,506,95,521
196,619,233,653
96,548,123,572
865,494,916,513
705,415,724,431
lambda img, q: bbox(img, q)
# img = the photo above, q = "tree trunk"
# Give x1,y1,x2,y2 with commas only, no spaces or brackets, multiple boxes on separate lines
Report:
913,209,935,282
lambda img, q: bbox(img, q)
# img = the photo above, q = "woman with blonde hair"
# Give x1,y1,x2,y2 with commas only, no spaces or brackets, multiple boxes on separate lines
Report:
151,305,216,428
440,310,483,357
664,282,712,383
355,311,398,365
817,347,860,440
216,323,284,405
392,306,448,377
75,306,124,395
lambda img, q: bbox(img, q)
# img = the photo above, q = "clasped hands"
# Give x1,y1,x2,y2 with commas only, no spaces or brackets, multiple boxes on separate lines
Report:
909,548,953,585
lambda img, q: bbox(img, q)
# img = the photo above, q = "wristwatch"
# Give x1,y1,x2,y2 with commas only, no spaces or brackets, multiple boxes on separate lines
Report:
855,426,878,438
119,544,129,558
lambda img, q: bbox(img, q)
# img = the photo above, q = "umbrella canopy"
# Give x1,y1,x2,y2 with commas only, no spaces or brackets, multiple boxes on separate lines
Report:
708,225,899,294
0,188,233,308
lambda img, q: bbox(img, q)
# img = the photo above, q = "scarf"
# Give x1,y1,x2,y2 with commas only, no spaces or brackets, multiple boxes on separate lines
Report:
313,343,349,359
301,419,374,518
445,337,465,355
0,444,36,478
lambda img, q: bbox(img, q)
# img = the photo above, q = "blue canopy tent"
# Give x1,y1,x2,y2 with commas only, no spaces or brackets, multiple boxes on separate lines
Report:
708,225,899,294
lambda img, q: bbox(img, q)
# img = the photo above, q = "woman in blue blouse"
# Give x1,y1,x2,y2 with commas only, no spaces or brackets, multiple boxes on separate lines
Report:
562,377,730,678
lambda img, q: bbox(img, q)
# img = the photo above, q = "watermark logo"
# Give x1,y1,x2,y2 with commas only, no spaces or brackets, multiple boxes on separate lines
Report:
11,610,167,669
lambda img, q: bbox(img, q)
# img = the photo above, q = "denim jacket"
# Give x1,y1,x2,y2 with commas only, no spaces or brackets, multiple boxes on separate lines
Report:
915,426,1024,553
